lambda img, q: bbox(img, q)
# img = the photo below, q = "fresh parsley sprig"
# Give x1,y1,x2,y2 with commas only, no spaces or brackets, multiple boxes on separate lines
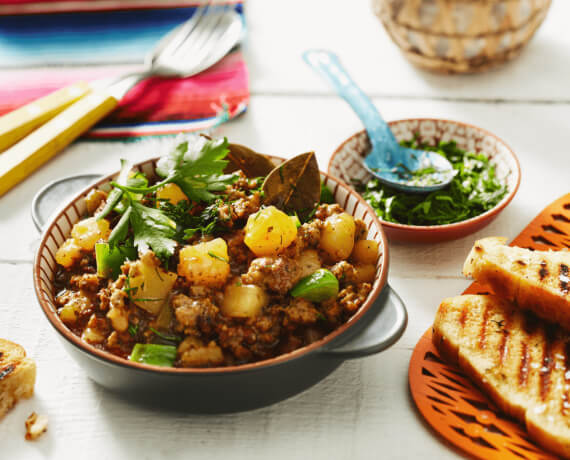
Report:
100,137,236,263
111,137,238,203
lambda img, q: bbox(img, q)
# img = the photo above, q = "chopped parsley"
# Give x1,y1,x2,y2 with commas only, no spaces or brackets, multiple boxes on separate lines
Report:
149,327,182,344
208,251,229,263
160,199,227,241
127,323,139,337
355,138,508,226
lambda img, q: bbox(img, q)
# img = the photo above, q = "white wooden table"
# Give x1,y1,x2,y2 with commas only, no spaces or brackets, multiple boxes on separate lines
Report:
1,1,569,458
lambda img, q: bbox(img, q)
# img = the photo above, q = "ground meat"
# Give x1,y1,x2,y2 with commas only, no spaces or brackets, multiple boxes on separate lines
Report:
225,229,250,268
303,327,325,344
320,298,344,324
314,203,343,221
283,298,320,326
281,221,323,259
242,256,301,294
338,283,372,314
354,219,368,240
231,192,261,220
78,254,96,274
277,334,304,355
217,203,236,228
216,324,254,361
215,312,283,363
330,261,357,286
172,294,219,335
70,273,100,292
297,220,322,248
97,287,111,312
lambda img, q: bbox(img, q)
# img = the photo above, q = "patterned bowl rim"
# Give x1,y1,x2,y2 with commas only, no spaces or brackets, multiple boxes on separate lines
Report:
328,118,522,234
33,154,389,375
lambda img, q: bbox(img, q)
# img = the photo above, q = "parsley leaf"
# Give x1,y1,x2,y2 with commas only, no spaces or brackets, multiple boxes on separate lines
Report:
129,201,177,261
115,137,237,203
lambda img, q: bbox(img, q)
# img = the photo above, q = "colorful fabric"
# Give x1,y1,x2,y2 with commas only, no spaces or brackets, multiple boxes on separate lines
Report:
0,2,248,138
0,1,210,16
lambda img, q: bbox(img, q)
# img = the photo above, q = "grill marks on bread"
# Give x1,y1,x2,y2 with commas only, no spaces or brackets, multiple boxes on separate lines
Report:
463,237,570,329
561,264,569,294
433,295,570,459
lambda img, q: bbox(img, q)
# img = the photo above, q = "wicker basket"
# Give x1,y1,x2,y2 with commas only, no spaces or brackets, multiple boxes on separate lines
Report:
373,0,552,74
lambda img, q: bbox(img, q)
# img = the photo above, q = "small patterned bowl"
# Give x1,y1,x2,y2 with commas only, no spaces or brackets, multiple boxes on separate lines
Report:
328,118,521,243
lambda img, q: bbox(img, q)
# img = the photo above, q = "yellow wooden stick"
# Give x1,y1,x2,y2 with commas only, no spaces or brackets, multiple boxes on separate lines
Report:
0,90,118,197
0,81,91,153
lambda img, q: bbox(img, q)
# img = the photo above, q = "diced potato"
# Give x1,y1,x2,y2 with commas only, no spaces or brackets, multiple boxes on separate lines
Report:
81,326,106,345
297,249,321,279
156,183,188,206
58,304,77,324
178,337,224,367
353,264,377,283
351,240,379,264
178,238,230,287
244,206,297,257
71,217,111,251
55,238,82,268
128,252,177,315
85,189,108,214
107,305,129,332
320,212,355,262
221,281,269,318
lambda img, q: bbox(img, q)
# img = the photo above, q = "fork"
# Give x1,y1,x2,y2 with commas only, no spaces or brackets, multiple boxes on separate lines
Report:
0,2,243,197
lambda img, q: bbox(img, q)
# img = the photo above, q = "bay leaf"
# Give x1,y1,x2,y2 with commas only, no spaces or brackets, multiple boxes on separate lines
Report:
224,143,276,178
262,152,321,217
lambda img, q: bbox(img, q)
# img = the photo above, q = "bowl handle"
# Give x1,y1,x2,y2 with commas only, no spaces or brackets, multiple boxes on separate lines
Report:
320,285,407,358
31,173,104,232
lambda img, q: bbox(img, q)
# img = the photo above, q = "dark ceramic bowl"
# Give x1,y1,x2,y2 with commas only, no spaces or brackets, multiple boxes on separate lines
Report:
328,119,521,243
33,155,407,413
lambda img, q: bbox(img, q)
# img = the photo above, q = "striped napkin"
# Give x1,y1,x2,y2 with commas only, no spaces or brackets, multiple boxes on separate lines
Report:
0,1,207,15
0,1,248,138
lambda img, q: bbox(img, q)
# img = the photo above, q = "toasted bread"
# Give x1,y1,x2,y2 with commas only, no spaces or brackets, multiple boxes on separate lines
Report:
0,339,36,419
463,237,570,329
433,294,570,459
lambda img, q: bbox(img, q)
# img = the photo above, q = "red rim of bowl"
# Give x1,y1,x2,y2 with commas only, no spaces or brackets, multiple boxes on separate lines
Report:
34,155,389,375
327,118,521,235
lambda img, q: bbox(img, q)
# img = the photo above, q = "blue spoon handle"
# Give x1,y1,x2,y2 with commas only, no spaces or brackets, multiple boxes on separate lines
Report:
302,49,398,150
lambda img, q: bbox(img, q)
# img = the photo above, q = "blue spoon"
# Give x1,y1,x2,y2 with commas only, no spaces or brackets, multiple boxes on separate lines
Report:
303,49,456,193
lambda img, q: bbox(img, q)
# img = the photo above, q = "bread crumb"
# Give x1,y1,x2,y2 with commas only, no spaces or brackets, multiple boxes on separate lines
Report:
25,412,48,440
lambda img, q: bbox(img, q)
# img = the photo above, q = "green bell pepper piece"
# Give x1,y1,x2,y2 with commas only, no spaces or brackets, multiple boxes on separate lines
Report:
290,268,339,302
95,243,136,279
129,343,177,367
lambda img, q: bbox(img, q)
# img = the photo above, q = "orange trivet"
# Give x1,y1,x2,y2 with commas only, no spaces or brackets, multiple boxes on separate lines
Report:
409,194,570,460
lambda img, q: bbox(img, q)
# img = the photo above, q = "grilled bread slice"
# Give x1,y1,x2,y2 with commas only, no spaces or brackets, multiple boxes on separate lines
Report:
434,295,570,459
463,237,570,329
0,339,36,419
